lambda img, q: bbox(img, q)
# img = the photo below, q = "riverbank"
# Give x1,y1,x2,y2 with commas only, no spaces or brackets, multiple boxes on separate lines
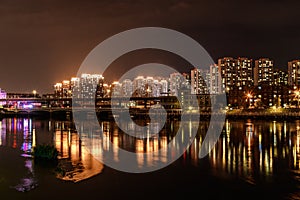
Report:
1,107,300,120
225,108,300,120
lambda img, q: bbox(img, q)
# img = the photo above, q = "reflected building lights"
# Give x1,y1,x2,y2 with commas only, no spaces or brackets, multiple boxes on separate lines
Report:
1,117,300,184
113,135,119,162
205,119,300,182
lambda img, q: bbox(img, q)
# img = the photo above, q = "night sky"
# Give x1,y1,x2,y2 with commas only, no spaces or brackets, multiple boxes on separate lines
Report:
1,0,300,94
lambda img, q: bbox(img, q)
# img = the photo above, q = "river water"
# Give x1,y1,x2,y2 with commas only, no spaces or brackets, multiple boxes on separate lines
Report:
0,117,300,199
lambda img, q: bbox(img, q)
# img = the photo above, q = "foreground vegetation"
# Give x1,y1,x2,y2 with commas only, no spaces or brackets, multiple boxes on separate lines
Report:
33,144,59,161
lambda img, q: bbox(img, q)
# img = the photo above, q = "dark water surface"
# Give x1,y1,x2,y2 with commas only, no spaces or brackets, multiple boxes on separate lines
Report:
0,117,300,199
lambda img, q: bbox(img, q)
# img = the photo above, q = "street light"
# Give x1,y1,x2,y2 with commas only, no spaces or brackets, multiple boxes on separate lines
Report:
32,90,37,98
106,89,111,98
246,93,253,108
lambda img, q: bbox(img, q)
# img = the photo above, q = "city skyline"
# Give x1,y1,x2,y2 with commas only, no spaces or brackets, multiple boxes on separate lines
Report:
0,0,300,94
0,59,299,110
1,56,299,94
1,1,300,199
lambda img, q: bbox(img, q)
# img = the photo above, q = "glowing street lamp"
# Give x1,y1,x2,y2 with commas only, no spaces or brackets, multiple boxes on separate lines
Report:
246,93,253,108
32,90,37,98
106,89,111,97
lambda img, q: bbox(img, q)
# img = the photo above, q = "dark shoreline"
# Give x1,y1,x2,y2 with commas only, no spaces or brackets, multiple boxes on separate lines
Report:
1,109,300,121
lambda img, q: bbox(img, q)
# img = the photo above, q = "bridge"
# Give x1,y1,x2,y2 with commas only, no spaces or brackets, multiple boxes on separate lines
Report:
0,94,212,108
0,95,215,120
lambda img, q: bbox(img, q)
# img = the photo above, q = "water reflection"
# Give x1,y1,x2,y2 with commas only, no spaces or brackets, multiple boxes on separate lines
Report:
0,118,37,191
198,119,300,185
53,121,103,182
1,117,300,190
78,119,197,171
77,117,300,182
0,117,103,188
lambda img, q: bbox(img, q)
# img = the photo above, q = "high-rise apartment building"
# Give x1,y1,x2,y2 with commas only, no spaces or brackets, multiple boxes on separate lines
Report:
218,57,253,92
273,69,288,86
191,68,209,94
121,79,133,97
210,64,222,94
80,73,103,99
254,58,274,86
288,60,300,86
218,57,253,108
169,72,184,96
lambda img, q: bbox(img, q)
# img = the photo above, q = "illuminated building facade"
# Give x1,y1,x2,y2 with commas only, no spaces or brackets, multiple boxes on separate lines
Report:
273,69,288,86
132,76,146,97
288,60,300,86
210,64,222,94
218,57,253,108
160,79,169,96
218,57,253,91
111,81,122,97
70,77,80,98
254,58,274,86
169,72,184,96
0,88,6,106
80,73,103,99
0,88,7,99
121,79,133,97
191,68,209,95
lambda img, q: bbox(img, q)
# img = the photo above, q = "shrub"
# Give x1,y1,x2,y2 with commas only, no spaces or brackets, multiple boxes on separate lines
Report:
33,144,59,161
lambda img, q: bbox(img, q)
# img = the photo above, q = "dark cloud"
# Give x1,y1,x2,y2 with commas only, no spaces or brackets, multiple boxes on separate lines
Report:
0,0,299,93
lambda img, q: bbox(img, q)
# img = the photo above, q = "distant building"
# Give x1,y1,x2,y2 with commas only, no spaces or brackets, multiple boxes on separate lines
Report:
54,83,62,98
70,77,80,98
7,92,38,98
181,72,191,90
62,80,71,97
151,80,161,97
121,79,133,97
0,88,7,99
218,57,253,92
254,58,274,86
79,73,103,99
218,57,236,93
111,81,122,97
236,57,253,88
169,72,184,96
210,64,222,94
218,57,253,108
288,60,300,86
132,76,146,97
160,79,169,96
54,80,72,98
273,69,288,86
0,88,6,106
253,84,291,108
191,68,209,94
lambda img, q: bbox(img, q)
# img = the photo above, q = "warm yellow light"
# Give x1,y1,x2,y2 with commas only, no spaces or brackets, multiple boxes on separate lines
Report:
247,93,252,98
